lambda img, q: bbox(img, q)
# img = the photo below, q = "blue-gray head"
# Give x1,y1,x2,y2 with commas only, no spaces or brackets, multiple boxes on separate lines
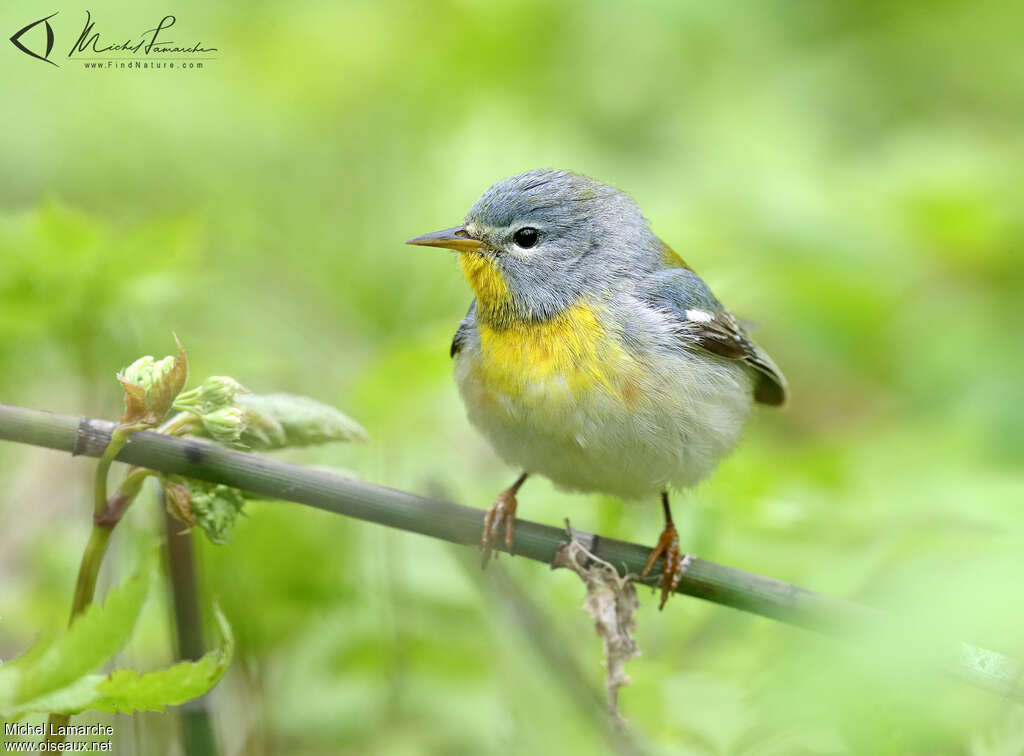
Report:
407,170,672,327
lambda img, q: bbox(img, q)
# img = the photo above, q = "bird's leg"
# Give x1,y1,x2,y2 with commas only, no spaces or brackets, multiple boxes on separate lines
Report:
641,491,688,609
481,472,528,567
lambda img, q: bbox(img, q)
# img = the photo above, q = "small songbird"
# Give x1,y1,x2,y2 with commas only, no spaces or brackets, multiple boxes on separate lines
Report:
407,170,786,607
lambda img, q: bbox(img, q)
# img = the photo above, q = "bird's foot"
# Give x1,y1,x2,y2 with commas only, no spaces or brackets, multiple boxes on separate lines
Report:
481,487,518,567
641,523,690,609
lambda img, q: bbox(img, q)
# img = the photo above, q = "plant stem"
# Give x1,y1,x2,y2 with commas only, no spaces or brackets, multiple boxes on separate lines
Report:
70,426,139,626
162,494,219,756
44,523,115,743
1,402,1022,706
69,524,114,619
96,467,154,526
46,424,142,745
92,426,131,517
159,411,197,436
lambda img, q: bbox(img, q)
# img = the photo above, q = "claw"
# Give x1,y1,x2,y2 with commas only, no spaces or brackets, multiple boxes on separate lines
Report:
481,489,518,567
641,522,690,609
480,473,528,567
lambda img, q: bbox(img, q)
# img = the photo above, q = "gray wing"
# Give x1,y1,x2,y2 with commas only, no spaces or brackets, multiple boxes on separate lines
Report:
450,300,476,358
640,268,788,406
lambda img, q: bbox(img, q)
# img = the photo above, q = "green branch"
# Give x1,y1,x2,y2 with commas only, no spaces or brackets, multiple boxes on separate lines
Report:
1,401,1021,704
48,425,150,744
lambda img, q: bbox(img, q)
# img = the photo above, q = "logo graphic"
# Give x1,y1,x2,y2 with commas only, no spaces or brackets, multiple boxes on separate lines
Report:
9,12,59,66
10,11,217,71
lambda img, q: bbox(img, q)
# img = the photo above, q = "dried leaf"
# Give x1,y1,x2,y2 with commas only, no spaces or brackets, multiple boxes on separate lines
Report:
162,479,194,527
118,375,151,425
553,536,640,726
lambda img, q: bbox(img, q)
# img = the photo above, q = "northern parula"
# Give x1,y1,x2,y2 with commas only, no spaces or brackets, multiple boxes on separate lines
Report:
407,170,787,607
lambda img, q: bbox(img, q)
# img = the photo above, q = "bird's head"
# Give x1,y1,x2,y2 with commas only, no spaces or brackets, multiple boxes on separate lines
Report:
406,170,667,328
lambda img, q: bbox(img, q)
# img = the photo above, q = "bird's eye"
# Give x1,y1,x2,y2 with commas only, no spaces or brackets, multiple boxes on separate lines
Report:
513,227,539,249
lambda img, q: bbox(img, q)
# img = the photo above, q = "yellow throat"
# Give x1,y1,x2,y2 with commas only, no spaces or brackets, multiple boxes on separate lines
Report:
457,252,637,403
457,252,518,326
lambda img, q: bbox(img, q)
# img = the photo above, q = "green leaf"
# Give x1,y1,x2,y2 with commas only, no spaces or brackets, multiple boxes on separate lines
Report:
189,481,246,545
236,393,369,449
173,375,248,415
1,675,104,719
197,407,247,446
175,382,368,451
5,606,234,717
90,604,234,713
0,552,152,714
117,337,189,426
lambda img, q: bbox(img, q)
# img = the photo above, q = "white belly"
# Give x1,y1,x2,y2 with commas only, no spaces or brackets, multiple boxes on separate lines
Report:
455,346,754,500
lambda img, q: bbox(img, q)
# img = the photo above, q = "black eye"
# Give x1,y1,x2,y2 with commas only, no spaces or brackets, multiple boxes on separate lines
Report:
513,227,539,248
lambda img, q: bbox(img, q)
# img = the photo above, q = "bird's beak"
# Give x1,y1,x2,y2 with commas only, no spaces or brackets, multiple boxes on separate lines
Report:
405,225,484,252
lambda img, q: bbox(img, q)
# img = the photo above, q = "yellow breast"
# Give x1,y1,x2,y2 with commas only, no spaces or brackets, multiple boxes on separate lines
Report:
456,250,643,406
473,301,642,405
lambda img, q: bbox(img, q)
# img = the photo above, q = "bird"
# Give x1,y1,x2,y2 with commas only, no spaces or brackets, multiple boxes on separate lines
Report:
406,169,786,608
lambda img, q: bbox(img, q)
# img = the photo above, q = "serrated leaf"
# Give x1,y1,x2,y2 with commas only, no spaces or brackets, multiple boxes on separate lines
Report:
90,605,234,713
6,606,234,717
0,675,103,719
147,335,189,422
189,481,246,545
116,337,189,426
0,552,152,714
236,393,369,449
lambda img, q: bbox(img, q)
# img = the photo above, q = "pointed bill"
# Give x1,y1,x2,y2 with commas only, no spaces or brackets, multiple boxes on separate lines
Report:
405,226,484,251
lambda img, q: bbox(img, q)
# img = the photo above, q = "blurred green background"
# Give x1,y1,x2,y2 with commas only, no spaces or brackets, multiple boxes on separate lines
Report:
2,0,1023,753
